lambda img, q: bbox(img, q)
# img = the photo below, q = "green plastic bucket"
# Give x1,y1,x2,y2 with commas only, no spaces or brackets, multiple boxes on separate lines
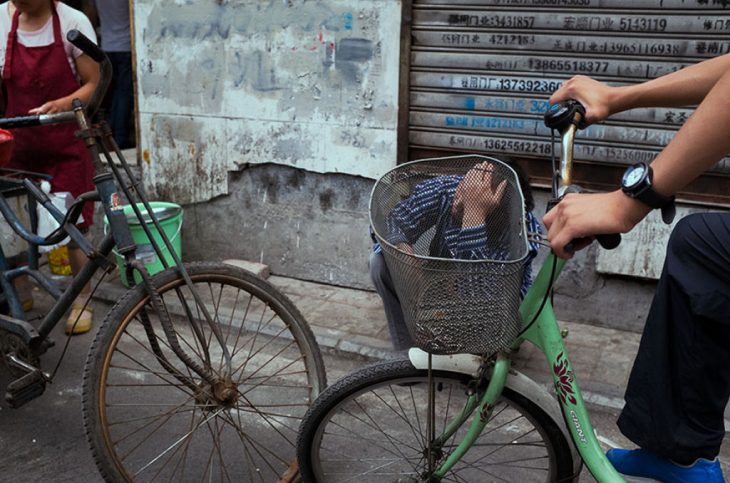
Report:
104,201,183,287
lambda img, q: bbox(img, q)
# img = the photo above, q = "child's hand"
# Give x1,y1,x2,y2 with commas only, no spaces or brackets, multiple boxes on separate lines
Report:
452,161,507,227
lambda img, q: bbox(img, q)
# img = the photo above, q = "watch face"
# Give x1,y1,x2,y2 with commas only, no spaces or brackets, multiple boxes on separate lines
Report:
623,164,647,189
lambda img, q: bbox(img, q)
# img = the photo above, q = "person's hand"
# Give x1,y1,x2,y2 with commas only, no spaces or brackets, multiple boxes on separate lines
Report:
28,99,67,115
549,75,616,125
543,190,651,259
452,161,507,227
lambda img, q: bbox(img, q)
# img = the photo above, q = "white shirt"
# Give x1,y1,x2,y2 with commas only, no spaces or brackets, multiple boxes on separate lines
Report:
0,1,97,77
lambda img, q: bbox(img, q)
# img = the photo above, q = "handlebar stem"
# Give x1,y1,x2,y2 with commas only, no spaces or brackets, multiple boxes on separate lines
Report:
558,123,577,195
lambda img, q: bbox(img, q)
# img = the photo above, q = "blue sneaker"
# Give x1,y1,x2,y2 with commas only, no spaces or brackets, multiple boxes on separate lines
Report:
607,448,725,483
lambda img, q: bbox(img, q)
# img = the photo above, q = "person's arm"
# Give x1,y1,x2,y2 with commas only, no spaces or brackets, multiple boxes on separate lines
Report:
28,53,100,114
544,66,730,259
385,177,453,247
550,52,730,124
448,162,509,260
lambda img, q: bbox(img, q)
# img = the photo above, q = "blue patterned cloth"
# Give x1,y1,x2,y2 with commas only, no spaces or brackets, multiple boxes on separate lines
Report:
371,175,543,297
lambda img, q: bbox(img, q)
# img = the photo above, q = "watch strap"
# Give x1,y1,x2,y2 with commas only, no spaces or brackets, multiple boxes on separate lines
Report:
622,164,677,224
660,200,676,225
634,183,674,209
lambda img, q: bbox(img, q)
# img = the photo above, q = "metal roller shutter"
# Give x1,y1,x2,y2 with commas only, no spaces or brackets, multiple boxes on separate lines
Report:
406,0,730,205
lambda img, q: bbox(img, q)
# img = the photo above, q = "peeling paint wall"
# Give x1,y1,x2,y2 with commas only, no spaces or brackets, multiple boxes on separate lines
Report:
135,0,402,204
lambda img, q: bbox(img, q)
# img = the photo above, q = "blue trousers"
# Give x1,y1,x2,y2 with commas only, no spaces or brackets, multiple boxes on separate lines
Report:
618,213,730,464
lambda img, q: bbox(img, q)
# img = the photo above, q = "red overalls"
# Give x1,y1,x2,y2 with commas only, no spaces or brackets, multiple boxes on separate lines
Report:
3,2,94,228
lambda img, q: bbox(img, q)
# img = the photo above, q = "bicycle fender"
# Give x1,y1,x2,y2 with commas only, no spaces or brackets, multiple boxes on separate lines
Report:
408,348,582,479
408,348,483,377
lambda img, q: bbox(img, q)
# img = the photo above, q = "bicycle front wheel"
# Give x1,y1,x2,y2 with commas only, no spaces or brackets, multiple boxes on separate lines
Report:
297,358,575,482
83,262,326,482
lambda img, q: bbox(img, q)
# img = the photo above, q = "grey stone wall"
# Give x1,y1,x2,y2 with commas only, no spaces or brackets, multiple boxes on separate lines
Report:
182,163,374,289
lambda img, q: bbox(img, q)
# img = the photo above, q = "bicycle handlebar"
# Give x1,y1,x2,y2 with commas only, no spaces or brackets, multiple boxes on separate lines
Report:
544,100,622,253
67,29,111,120
66,29,105,63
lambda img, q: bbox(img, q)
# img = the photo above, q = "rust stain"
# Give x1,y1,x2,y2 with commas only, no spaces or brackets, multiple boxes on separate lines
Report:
143,149,151,164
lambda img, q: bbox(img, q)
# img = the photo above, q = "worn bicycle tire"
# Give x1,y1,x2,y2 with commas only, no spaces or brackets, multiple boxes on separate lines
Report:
297,358,576,482
83,261,326,482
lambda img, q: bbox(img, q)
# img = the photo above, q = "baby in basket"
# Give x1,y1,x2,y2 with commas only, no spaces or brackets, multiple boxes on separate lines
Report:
369,155,543,352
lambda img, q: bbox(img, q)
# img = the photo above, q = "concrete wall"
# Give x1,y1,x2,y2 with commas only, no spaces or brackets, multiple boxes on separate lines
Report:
182,163,374,288
134,0,402,205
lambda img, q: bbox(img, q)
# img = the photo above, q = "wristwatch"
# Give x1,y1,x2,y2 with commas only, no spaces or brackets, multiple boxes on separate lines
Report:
621,162,676,224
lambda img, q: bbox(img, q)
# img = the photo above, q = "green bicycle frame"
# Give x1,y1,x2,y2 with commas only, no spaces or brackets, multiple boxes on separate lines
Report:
519,252,625,482
431,251,626,482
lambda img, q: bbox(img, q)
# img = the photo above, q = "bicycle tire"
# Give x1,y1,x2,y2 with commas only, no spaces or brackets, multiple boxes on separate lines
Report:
83,261,326,482
297,358,575,482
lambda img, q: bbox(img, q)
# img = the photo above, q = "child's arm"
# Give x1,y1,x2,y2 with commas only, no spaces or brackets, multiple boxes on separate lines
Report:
28,53,100,114
385,176,456,247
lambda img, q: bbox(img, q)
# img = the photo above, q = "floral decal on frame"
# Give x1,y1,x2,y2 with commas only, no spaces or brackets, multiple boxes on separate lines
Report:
553,351,577,405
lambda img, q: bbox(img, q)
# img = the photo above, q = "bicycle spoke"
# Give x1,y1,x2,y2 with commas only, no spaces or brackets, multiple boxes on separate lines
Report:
236,349,306,397
233,391,299,450
106,405,198,429
231,322,292,380
352,397,417,464
320,419,420,461
133,408,225,477
115,331,198,398
147,405,201,483
218,409,288,474
229,292,255,364
301,360,567,482
221,286,242,347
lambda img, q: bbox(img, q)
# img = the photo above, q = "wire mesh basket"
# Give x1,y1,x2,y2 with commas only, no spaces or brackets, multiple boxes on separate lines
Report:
370,155,530,355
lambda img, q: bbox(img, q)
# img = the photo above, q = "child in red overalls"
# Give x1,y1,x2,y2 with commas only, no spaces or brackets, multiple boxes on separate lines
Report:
2,0,100,334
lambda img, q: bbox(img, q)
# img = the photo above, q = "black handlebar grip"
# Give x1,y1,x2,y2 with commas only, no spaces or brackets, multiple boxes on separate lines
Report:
596,233,621,250
67,29,105,63
564,233,622,254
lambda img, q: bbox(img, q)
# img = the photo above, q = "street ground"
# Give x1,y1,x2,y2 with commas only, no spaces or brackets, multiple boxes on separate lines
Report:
0,271,728,482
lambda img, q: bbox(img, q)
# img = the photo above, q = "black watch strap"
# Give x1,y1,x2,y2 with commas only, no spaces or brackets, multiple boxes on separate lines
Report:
623,164,676,224
634,185,672,209
634,185,676,224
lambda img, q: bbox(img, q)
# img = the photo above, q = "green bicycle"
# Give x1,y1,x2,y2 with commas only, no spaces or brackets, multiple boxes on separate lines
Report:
296,101,627,482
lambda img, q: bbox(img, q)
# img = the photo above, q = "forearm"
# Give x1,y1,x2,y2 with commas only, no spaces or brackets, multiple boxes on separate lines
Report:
609,53,730,114
55,82,96,111
650,67,730,196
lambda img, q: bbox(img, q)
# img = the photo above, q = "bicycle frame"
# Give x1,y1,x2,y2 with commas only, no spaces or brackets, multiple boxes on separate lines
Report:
407,254,624,482
520,254,625,482
406,103,627,482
